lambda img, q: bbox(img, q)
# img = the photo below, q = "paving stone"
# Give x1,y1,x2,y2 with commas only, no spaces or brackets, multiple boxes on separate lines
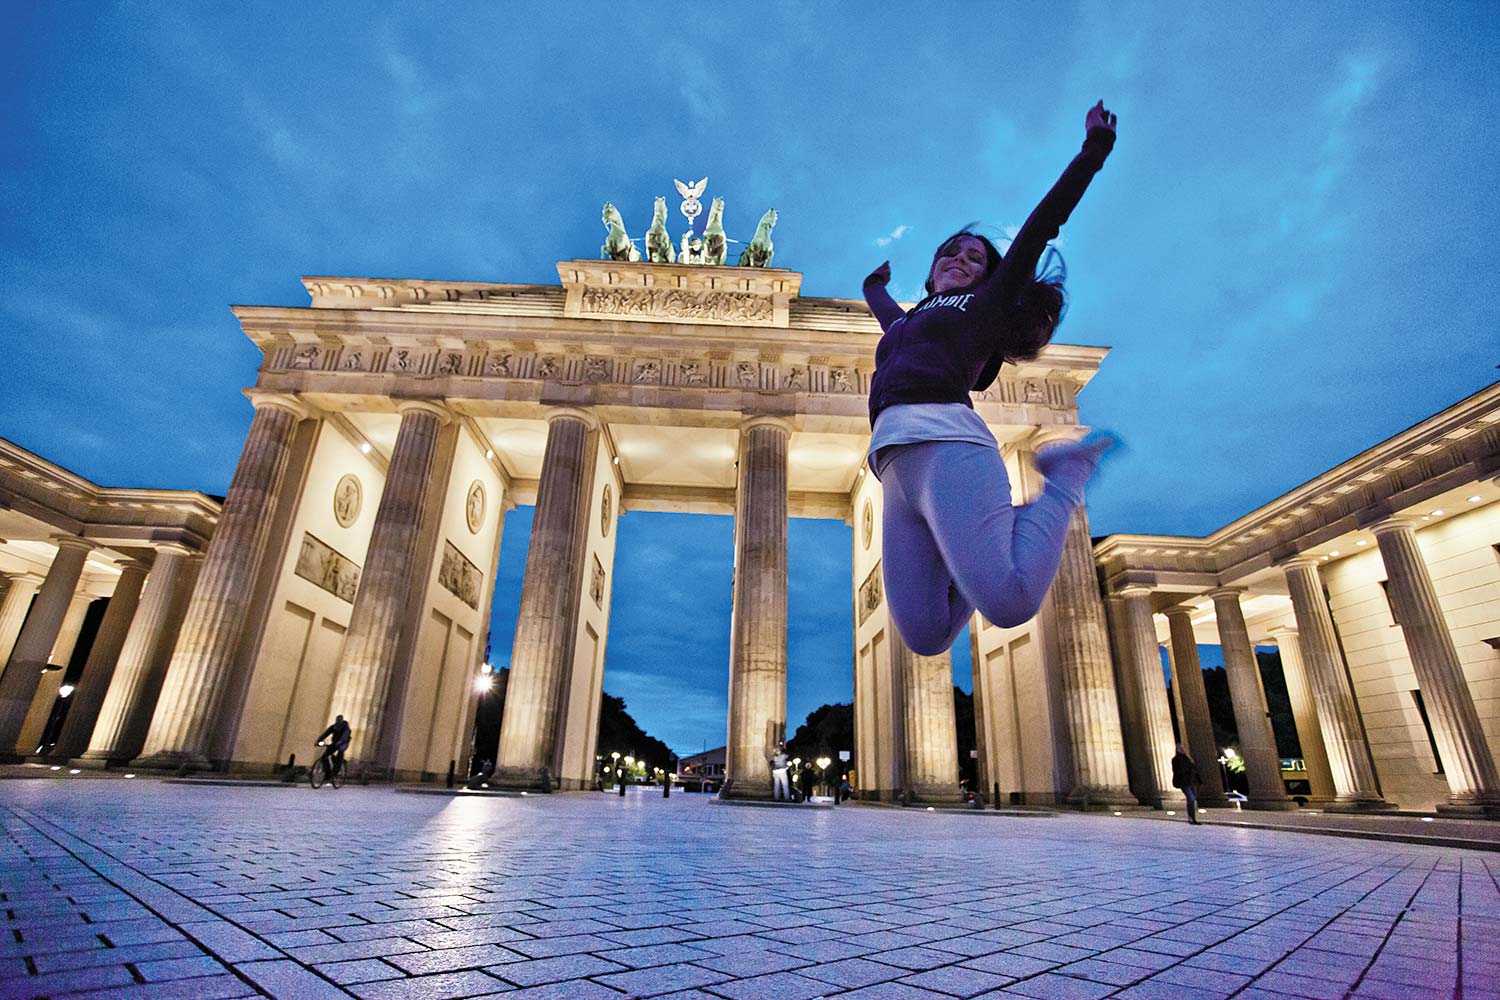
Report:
800,956,904,988
0,783,1481,1000
235,958,354,998
490,953,626,987
897,964,1013,996
133,954,230,982
705,970,834,1000
386,944,527,975
347,970,509,999
593,962,732,996
999,971,1117,999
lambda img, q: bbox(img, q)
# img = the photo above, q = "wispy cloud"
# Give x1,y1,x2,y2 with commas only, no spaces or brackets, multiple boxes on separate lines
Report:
875,224,911,247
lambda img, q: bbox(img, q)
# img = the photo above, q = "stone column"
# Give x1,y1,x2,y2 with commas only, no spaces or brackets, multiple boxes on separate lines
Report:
1104,594,1151,803
1209,588,1294,810
1372,517,1500,812
0,574,44,672
899,639,961,802
134,392,309,768
78,547,198,766
1281,558,1390,808
1267,626,1336,801
1051,508,1134,806
326,400,452,765
1162,606,1227,804
1117,586,1180,805
494,408,598,788
47,562,150,762
722,416,790,800
17,591,96,756
0,538,92,760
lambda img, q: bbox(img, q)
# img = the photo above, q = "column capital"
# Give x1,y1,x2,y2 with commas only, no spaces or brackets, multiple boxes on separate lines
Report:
1117,584,1154,599
1026,424,1087,450
542,405,598,430
1161,604,1197,620
394,398,454,425
7,572,46,588
50,535,94,554
1369,514,1421,537
739,415,794,436
1267,625,1299,641
1279,555,1323,571
115,558,153,578
243,388,312,420
151,541,197,558
1206,586,1247,602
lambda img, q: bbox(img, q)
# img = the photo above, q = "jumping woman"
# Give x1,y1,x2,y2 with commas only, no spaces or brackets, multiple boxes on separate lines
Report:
863,100,1118,656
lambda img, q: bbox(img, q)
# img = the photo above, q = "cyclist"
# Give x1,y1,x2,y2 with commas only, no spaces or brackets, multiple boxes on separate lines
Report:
314,714,351,776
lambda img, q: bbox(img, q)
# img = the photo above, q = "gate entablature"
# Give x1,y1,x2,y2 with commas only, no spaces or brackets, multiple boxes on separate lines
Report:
240,262,1106,437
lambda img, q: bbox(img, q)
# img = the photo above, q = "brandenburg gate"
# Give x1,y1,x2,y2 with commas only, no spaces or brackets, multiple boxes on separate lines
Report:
112,240,1130,802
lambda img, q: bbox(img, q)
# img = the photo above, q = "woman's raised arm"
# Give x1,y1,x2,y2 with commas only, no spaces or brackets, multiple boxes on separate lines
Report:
861,260,907,332
989,101,1118,301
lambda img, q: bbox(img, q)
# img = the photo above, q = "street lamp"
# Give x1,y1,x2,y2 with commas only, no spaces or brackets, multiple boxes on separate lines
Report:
816,757,831,798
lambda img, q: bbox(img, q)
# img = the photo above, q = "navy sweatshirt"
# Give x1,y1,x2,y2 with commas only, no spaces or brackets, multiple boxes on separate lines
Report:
862,127,1116,426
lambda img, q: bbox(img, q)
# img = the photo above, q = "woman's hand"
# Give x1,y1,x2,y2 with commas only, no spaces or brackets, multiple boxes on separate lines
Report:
866,260,892,286
1085,100,1117,134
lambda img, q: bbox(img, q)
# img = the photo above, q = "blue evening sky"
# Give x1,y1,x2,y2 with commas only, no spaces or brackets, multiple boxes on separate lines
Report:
3,4,1495,755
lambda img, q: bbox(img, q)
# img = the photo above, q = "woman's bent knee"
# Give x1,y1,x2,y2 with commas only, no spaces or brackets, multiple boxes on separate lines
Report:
976,593,1045,631
890,612,955,656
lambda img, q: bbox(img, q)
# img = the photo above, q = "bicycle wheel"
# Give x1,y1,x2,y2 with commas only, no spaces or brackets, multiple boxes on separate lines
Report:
309,757,327,789
329,759,345,789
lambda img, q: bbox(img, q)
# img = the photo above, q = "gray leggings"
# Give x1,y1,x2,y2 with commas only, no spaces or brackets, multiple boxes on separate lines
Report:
877,441,1077,655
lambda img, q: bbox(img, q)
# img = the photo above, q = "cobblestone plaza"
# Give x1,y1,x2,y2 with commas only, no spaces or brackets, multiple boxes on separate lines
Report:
2,781,1495,999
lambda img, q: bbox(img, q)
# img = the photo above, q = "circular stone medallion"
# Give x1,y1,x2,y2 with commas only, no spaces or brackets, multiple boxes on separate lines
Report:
333,474,362,528
465,481,485,534
861,499,874,550
600,484,613,537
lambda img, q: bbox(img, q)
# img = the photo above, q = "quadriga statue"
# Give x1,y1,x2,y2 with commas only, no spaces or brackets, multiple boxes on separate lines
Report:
645,197,675,264
738,208,778,267
600,202,640,262
702,198,727,266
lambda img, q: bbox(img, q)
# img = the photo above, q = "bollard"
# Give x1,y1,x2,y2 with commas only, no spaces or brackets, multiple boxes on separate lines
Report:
286,753,296,772
446,759,456,789
993,782,1001,811
662,779,670,798
618,778,626,797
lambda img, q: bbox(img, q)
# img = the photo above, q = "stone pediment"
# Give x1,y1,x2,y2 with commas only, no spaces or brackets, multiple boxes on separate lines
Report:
557,260,801,328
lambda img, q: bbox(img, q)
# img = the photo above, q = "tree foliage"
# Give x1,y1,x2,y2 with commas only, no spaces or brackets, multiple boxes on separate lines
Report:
596,692,674,775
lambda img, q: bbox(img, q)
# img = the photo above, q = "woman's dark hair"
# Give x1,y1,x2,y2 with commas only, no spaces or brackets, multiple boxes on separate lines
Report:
925,226,1068,364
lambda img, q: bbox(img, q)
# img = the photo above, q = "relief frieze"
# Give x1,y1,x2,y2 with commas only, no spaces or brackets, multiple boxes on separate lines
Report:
579,286,773,324
295,533,361,603
858,562,883,625
439,539,482,610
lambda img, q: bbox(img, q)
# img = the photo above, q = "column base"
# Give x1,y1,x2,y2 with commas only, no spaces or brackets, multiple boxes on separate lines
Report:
1436,800,1500,819
716,777,778,801
484,765,553,792
1066,785,1141,809
1244,797,1300,811
70,756,116,770
1323,796,1399,813
903,783,964,805
131,750,212,773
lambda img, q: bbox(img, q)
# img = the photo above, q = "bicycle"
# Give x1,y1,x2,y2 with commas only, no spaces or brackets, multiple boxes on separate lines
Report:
309,742,347,789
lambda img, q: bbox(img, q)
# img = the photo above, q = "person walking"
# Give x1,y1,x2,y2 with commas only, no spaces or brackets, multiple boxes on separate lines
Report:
1171,745,1202,824
769,742,790,801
